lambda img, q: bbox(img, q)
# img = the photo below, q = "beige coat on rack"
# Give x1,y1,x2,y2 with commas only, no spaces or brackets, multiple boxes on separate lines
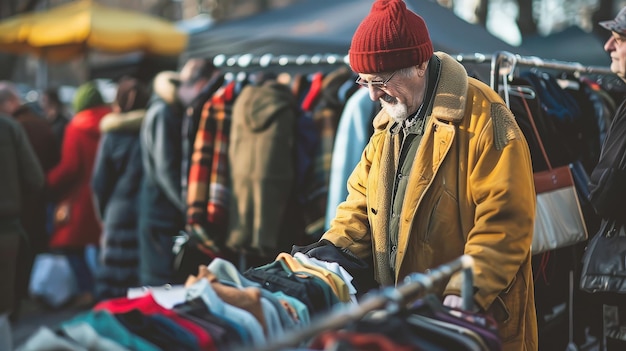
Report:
228,80,300,258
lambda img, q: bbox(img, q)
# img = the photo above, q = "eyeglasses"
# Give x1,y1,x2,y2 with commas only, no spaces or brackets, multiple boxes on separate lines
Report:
355,70,397,89
611,33,626,47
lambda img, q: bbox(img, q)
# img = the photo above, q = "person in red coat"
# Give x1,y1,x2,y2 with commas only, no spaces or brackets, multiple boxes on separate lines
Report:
46,81,111,305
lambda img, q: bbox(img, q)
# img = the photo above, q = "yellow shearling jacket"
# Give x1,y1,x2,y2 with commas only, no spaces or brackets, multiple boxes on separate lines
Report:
322,52,538,351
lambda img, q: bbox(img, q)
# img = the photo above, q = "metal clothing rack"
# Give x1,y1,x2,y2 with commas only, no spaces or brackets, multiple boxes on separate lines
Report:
488,50,613,93
212,53,349,69
213,51,613,91
237,255,475,351
212,52,495,70
455,51,613,108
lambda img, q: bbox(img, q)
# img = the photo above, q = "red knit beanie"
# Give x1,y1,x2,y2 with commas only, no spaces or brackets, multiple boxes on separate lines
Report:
349,0,433,73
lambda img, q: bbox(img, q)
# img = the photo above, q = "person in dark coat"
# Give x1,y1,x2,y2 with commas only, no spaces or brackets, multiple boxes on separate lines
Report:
0,81,58,318
139,71,186,285
0,113,45,350
40,87,70,154
578,8,626,350
92,76,150,300
46,81,112,306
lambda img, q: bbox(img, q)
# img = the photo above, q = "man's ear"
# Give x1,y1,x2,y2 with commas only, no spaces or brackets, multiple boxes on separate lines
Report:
416,61,428,76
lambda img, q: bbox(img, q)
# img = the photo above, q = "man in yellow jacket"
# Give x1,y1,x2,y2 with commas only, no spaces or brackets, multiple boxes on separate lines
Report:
321,0,538,349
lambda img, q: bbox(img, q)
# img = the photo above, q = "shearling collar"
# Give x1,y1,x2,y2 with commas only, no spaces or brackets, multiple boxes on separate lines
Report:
99,109,145,133
152,71,179,104
373,51,469,131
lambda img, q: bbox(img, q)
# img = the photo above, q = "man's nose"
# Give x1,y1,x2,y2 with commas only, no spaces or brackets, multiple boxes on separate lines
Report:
605,36,617,52
368,86,385,101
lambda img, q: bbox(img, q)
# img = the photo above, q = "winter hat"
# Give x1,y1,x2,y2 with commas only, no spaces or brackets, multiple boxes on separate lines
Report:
349,0,433,74
72,81,104,113
600,6,626,35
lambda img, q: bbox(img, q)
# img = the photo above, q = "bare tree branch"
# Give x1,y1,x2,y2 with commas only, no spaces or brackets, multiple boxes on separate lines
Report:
475,0,488,27
516,0,537,36
592,0,614,38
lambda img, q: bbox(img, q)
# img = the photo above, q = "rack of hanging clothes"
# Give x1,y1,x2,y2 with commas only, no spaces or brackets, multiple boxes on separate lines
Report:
460,50,619,174
235,254,504,351
489,51,613,105
182,52,362,273
202,50,531,260
462,50,619,350
451,50,617,180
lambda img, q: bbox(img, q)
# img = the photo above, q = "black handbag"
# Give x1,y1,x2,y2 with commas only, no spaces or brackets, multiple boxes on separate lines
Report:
579,219,626,293
172,230,220,283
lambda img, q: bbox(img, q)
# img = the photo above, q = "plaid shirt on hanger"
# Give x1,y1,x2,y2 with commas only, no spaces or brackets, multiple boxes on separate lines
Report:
186,81,237,243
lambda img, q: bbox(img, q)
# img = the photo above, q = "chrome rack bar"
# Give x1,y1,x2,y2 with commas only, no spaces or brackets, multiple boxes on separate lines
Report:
212,53,349,69
490,50,613,92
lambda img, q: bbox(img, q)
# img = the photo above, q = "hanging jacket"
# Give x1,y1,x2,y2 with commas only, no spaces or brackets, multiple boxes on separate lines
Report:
321,52,537,350
47,105,111,248
186,81,237,235
302,66,354,241
227,80,299,257
325,87,379,231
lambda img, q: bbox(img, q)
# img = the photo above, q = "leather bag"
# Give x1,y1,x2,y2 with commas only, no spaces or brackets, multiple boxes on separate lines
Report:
579,219,626,293
520,92,588,255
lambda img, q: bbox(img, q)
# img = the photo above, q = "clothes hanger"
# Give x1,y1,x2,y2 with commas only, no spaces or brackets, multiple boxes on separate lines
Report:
500,84,536,100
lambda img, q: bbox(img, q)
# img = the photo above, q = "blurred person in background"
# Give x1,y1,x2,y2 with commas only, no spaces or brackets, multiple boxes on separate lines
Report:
0,113,45,351
92,76,150,301
0,81,58,320
39,87,72,271
40,87,70,154
139,70,185,286
577,7,626,350
46,81,111,307
178,58,223,202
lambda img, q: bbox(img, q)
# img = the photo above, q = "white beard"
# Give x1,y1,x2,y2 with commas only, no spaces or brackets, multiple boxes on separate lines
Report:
381,99,409,124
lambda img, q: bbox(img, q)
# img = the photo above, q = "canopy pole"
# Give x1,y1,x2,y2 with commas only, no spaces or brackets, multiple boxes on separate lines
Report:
35,58,48,90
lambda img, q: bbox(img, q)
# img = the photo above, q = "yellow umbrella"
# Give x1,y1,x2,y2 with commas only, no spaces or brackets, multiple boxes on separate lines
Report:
0,0,188,62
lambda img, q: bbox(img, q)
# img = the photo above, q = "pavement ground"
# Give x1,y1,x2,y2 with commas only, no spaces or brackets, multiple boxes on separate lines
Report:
10,297,89,349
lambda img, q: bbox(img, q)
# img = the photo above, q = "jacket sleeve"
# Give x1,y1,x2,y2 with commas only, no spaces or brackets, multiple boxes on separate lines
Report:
17,122,45,191
91,134,113,220
46,123,82,198
144,103,185,212
588,105,626,220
